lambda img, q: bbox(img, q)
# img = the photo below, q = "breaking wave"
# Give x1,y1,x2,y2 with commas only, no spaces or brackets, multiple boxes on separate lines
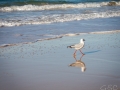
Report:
0,10,120,27
0,1,120,12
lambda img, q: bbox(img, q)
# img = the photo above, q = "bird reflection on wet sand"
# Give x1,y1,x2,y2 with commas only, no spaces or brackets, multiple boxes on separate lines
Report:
69,55,86,72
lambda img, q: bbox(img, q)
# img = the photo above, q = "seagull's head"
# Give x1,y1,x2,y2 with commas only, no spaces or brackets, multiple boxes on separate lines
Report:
80,39,85,42
83,39,85,41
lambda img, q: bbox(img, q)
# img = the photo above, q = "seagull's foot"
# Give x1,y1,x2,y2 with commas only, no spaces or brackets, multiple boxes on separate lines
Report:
82,53,85,55
79,50,85,55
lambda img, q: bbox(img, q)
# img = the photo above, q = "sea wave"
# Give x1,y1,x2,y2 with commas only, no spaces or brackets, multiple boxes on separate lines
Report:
0,30,120,48
0,1,120,12
0,10,120,27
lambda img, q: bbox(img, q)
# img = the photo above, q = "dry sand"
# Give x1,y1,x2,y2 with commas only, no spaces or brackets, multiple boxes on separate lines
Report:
0,31,120,90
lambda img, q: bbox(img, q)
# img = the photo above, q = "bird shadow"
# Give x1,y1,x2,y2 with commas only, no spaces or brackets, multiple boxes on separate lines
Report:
69,54,86,72
84,50,101,55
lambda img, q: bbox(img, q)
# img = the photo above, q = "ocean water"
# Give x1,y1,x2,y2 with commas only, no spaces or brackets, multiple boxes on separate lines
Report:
0,0,120,46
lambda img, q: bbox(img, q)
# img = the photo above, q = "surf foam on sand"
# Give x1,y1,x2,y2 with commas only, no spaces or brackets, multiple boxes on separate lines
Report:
0,30,120,48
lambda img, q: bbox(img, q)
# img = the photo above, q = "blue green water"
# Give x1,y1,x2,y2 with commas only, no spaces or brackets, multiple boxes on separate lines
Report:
0,0,118,6
0,0,120,46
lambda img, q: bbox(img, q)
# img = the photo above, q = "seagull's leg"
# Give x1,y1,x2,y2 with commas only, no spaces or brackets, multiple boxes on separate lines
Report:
79,49,85,55
80,54,84,61
73,50,77,56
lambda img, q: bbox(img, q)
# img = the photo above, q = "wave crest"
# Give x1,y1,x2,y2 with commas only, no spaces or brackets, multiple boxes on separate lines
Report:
0,11,120,27
0,1,120,12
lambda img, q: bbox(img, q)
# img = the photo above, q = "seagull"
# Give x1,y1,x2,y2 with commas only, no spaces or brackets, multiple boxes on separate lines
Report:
67,39,85,55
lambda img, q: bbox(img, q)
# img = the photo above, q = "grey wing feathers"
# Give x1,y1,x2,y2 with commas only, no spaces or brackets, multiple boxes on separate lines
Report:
67,43,82,48
67,44,76,48
72,43,81,47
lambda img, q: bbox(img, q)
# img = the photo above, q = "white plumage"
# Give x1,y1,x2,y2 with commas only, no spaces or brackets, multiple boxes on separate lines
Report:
67,39,85,55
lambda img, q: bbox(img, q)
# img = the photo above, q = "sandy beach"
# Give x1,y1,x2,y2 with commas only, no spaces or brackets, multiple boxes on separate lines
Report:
0,0,120,90
0,30,120,90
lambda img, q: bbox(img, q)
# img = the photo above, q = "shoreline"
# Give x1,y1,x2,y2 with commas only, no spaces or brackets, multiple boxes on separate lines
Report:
0,30,120,48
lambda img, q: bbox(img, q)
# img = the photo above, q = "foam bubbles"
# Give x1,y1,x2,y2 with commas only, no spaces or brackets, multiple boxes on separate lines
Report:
0,30,120,48
0,11,120,27
0,1,120,12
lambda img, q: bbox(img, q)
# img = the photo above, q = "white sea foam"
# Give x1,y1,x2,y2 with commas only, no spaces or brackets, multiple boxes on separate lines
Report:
89,30,120,34
0,1,120,12
65,33,78,36
0,30,120,48
0,10,120,27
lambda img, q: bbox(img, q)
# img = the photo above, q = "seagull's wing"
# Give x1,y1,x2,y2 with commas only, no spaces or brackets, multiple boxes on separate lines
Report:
67,42,84,49
71,43,83,48
67,43,78,48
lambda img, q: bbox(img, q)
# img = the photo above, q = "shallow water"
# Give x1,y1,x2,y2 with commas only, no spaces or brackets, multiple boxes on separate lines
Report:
0,17,120,46
0,0,120,45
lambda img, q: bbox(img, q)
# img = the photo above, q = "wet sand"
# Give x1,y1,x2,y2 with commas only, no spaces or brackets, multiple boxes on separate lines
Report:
0,31,120,90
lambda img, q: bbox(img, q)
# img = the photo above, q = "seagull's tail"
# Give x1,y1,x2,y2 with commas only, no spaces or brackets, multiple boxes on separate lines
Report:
67,46,72,48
